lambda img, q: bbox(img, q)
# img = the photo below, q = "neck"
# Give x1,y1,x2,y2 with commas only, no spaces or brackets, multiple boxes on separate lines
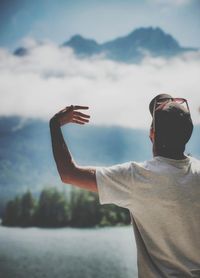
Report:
153,145,186,160
155,152,186,160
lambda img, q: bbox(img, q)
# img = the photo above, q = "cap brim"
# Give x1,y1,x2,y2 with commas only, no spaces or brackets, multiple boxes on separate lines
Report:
149,94,173,116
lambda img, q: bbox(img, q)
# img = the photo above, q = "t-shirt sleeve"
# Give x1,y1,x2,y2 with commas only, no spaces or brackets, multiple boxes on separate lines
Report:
96,162,133,209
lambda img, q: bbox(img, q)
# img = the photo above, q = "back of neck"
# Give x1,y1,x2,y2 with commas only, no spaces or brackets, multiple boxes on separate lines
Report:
155,151,186,160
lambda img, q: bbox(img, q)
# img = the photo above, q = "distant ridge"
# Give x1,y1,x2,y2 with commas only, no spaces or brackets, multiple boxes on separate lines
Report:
14,27,197,63
64,35,101,56
63,26,197,62
13,47,28,56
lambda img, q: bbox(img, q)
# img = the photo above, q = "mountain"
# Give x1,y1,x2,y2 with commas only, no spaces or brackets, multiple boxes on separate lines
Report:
63,27,196,62
64,35,101,56
14,27,197,62
13,47,28,56
100,27,182,62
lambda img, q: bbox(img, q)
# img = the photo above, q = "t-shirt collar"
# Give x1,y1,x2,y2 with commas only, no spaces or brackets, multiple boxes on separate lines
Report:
154,155,190,165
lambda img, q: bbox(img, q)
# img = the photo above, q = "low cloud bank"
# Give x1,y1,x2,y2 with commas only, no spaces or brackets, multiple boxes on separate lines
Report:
0,41,199,128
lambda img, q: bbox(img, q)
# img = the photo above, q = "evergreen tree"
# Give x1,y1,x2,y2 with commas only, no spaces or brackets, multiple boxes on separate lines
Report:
99,204,131,226
34,187,70,227
2,196,22,226
19,191,35,226
69,188,101,227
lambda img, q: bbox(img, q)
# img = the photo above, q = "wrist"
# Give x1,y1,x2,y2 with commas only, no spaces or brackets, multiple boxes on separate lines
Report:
50,115,60,128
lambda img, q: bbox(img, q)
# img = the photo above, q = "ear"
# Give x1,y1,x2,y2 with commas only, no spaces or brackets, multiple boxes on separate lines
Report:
149,127,155,143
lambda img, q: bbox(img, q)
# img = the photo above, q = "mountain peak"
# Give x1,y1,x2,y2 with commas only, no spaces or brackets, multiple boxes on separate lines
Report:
68,34,87,43
63,34,100,55
129,26,168,39
127,26,180,48
134,26,163,33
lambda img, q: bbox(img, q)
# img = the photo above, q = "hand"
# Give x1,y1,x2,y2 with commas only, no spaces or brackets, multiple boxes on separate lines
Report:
51,105,90,126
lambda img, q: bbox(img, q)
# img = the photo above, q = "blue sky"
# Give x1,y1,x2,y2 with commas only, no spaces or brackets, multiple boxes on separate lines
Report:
0,0,200,50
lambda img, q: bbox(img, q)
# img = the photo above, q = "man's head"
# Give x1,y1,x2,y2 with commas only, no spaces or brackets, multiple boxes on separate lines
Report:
149,94,193,158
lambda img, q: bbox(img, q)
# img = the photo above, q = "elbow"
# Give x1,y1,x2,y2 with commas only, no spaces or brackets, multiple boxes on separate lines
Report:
60,172,72,184
59,167,76,184
58,165,75,184
60,174,68,184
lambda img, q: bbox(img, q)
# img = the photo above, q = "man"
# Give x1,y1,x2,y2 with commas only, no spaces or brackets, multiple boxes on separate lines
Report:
50,94,200,277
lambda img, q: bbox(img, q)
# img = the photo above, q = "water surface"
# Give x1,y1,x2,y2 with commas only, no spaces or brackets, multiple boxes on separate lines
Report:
0,225,138,278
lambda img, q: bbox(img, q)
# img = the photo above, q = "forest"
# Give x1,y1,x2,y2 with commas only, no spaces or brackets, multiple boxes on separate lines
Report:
2,187,131,228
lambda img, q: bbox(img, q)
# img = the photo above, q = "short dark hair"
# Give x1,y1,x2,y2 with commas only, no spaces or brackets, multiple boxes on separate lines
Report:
154,102,193,155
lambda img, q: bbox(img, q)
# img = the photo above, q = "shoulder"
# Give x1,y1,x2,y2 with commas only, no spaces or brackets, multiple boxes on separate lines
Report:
188,156,200,163
131,158,157,171
188,156,200,171
96,160,147,181
96,159,155,179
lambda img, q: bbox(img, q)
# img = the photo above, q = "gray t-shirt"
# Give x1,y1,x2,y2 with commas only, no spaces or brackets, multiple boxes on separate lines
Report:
96,156,200,278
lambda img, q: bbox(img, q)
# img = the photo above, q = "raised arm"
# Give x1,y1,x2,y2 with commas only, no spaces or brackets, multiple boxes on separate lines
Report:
49,105,98,192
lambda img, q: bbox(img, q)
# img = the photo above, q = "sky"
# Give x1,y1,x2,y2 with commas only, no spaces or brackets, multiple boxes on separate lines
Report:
0,0,200,50
0,0,199,129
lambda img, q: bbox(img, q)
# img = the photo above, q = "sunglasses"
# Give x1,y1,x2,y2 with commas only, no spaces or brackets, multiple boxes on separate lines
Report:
152,97,190,133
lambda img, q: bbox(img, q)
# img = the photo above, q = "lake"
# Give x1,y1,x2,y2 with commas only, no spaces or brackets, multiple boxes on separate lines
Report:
0,225,138,278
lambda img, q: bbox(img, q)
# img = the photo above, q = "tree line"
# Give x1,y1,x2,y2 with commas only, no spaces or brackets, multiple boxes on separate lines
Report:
2,187,131,228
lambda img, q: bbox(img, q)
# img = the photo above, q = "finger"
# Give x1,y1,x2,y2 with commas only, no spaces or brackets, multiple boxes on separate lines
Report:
60,105,74,112
68,105,74,110
73,105,89,110
74,111,90,118
57,106,70,114
72,119,86,125
73,116,89,122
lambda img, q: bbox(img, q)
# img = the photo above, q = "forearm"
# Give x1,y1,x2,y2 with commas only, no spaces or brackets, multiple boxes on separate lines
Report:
49,117,75,182
49,105,97,192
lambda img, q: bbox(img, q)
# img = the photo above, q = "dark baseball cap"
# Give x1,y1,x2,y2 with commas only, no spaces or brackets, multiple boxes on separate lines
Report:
154,100,193,147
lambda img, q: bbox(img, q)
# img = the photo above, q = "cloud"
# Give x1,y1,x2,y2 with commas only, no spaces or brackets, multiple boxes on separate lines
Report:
0,41,199,129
